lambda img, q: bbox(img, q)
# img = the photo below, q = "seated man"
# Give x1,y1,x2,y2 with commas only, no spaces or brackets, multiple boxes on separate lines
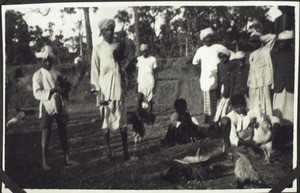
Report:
163,98,200,145
220,94,280,152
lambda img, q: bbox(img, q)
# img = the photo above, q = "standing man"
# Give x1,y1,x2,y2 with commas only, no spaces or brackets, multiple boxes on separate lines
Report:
90,19,129,161
272,30,295,143
136,43,158,117
273,6,295,35
33,46,73,171
192,27,228,125
247,31,276,116
213,48,236,123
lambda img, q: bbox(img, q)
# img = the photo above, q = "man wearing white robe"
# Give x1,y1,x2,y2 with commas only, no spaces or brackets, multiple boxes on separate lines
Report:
91,19,129,161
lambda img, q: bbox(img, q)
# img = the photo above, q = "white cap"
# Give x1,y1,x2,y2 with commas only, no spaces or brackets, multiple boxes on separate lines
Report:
35,45,55,59
232,51,246,60
140,44,149,51
200,27,214,41
217,47,231,57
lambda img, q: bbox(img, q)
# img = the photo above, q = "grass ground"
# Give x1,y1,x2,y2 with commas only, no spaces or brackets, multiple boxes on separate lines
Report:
3,58,296,191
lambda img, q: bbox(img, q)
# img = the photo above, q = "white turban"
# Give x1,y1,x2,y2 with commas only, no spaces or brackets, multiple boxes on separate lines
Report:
278,30,294,40
98,19,115,30
232,51,246,60
250,31,262,41
140,44,149,51
35,45,55,59
200,27,214,41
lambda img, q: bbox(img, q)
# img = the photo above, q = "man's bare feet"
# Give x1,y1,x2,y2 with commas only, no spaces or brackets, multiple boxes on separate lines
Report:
65,159,79,166
65,153,79,166
42,162,52,171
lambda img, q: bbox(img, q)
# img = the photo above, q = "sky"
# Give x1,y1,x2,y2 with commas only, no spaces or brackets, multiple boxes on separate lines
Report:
7,5,131,45
2,2,286,47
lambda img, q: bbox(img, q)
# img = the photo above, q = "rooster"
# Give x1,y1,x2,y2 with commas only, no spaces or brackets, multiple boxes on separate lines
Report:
127,111,145,157
252,105,278,164
234,152,264,188
127,108,156,157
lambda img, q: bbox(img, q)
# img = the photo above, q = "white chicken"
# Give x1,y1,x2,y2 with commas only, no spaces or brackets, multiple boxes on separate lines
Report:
252,105,277,164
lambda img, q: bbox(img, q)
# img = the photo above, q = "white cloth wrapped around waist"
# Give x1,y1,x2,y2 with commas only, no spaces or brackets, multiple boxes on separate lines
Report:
39,93,64,118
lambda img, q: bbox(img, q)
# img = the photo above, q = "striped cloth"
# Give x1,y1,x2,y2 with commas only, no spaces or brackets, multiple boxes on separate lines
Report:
203,89,217,123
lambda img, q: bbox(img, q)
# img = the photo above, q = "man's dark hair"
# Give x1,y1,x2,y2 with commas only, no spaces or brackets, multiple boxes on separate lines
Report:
42,56,54,64
174,98,187,110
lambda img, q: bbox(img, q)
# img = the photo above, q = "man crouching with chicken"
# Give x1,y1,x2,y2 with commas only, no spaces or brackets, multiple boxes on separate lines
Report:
220,94,280,164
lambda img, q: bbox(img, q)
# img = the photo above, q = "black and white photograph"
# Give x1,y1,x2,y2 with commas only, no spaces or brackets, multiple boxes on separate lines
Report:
1,1,299,192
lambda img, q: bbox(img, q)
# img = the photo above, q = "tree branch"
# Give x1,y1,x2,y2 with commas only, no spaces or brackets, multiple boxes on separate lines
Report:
31,8,51,16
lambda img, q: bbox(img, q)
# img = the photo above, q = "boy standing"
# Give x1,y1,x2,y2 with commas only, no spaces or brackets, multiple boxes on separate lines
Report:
136,44,158,115
33,47,73,171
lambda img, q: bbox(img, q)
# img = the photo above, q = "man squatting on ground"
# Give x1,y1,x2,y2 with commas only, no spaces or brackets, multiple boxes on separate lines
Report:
163,98,200,145
90,19,130,161
32,44,75,171
220,94,280,152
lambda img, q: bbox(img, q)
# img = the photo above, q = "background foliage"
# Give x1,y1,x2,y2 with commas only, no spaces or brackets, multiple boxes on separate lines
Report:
5,6,276,66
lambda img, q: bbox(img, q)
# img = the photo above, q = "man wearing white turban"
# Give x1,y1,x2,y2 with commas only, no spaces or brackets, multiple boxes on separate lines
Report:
213,48,236,123
91,18,129,161
136,43,158,116
33,44,75,171
192,27,229,124
272,30,295,144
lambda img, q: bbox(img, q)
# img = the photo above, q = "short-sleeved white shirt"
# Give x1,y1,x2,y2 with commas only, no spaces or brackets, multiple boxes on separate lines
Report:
136,55,157,86
192,44,227,91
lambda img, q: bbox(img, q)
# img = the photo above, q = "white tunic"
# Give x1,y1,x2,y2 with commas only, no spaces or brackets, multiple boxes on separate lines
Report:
192,44,227,91
136,55,157,103
91,41,122,101
91,40,126,130
32,68,63,118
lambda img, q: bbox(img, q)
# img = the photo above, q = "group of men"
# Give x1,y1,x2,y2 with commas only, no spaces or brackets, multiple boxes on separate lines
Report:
33,19,158,170
193,26,295,150
32,12,295,171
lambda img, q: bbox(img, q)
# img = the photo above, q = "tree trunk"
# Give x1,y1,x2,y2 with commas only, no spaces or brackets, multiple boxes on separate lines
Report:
83,7,92,66
133,7,140,56
185,35,188,57
79,32,83,58
180,44,183,56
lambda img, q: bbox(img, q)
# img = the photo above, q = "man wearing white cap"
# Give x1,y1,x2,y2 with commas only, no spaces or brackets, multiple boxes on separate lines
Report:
33,43,75,171
272,30,295,143
136,43,158,116
247,31,276,116
192,27,229,124
213,48,236,123
91,18,129,161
